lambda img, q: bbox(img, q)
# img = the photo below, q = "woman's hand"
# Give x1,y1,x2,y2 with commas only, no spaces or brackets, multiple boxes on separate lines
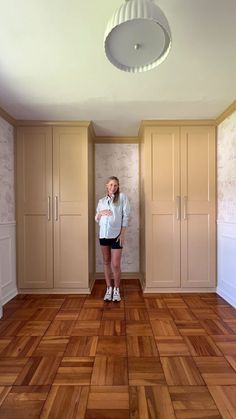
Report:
117,232,125,246
99,209,113,217
95,209,112,222
117,227,126,246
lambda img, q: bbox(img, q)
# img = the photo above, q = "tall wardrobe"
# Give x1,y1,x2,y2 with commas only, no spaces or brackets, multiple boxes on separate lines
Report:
140,122,216,291
16,120,216,294
16,124,95,292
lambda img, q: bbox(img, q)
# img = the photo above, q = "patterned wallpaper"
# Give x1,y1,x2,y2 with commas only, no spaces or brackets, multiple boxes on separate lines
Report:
0,117,15,223
95,143,139,272
217,111,236,223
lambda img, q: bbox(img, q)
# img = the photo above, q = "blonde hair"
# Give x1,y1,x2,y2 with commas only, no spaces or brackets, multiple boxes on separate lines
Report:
106,176,120,203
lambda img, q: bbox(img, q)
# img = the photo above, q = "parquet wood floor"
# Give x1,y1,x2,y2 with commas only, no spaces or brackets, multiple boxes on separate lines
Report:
0,279,236,418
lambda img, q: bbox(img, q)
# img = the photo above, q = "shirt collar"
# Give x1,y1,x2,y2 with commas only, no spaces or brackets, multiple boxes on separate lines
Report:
106,194,114,203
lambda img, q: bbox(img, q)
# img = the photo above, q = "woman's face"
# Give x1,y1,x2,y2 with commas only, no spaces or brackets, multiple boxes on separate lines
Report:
106,180,119,196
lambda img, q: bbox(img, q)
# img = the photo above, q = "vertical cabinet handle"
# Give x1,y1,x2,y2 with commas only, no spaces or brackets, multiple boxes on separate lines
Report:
54,196,58,221
47,196,51,221
176,196,181,220
183,196,188,220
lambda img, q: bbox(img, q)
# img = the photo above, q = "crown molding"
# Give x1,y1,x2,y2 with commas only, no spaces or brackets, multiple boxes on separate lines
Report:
215,101,236,125
140,119,216,127
0,106,17,126
15,120,91,127
88,122,96,140
1,101,236,134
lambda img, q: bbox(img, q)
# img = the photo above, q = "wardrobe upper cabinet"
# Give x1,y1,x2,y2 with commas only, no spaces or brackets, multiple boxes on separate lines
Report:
16,125,94,291
140,124,216,291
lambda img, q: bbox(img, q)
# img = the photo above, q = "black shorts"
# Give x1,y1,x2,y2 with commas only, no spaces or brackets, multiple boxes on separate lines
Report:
99,237,123,249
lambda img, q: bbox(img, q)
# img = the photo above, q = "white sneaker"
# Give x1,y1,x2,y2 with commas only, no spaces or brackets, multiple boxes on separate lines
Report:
112,287,121,302
104,286,112,301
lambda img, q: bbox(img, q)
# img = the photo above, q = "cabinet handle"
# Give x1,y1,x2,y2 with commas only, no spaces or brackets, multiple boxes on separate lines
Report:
176,196,180,220
47,196,51,221
183,196,188,220
54,196,58,221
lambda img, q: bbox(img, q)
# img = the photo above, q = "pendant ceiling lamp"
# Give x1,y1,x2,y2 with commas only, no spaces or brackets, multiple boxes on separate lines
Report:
104,0,171,73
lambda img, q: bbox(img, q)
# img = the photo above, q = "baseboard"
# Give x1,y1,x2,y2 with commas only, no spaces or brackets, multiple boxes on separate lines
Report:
0,222,17,307
18,288,91,294
2,288,18,306
143,287,217,293
89,273,96,292
217,221,236,308
95,272,141,280
217,286,236,308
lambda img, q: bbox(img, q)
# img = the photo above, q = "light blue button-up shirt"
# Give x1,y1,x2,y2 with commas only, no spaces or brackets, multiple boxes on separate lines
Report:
95,192,130,239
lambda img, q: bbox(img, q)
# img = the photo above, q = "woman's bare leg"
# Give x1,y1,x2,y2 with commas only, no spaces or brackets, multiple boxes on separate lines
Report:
100,245,112,287
111,249,122,288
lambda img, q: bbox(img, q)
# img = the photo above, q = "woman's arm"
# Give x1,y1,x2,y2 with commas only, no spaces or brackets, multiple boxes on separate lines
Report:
121,194,130,227
95,200,112,222
95,200,102,223
117,226,126,246
117,194,130,245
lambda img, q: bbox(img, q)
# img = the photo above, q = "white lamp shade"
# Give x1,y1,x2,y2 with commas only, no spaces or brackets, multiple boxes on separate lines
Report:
104,0,172,73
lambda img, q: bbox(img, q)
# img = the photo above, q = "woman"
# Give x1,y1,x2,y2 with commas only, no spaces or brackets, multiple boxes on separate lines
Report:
95,176,130,302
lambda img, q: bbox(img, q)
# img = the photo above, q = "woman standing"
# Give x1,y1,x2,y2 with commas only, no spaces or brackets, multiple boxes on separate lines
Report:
95,176,130,302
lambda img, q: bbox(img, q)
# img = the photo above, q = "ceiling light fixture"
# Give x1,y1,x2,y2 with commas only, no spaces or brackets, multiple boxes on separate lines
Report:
104,0,171,73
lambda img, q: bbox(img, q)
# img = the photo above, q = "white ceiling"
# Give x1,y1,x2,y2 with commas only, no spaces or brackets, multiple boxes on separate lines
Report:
0,0,236,136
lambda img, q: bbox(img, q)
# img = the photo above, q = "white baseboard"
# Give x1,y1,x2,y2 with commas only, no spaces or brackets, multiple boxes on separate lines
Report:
217,285,236,308
0,222,17,308
18,288,91,294
2,288,18,306
217,221,236,308
143,287,216,293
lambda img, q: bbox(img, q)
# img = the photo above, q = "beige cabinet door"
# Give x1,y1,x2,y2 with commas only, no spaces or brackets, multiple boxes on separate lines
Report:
17,127,53,288
145,127,181,288
180,126,216,287
53,127,89,288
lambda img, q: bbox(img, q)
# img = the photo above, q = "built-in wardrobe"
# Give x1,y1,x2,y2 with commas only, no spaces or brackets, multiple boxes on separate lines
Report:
16,120,216,294
140,123,216,291
16,124,95,292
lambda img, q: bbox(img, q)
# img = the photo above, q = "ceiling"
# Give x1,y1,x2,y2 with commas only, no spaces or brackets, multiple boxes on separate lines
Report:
0,0,236,136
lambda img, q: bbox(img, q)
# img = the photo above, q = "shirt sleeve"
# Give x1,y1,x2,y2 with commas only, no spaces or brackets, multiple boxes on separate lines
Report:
121,194,130,227
95,200,102,223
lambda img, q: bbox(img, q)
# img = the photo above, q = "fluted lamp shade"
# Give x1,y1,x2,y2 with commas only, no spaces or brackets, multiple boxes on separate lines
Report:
104,0,171,72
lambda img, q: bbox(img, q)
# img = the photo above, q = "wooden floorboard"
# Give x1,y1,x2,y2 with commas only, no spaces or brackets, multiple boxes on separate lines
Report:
0,279,236,418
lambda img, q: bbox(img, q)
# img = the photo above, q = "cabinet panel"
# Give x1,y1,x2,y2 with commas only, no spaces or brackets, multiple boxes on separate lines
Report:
145,127,181,288
24,136,47,210
17,125,93,291
53,127,88,288
141,124,216,291
17,127,53,289
55,215,88,288
149,214,180,287
181,126,216,288
185,132,209,200
21,128,53,213
151,132,179,202
183,214,210,285
58,133,85,204
24,215,52,288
